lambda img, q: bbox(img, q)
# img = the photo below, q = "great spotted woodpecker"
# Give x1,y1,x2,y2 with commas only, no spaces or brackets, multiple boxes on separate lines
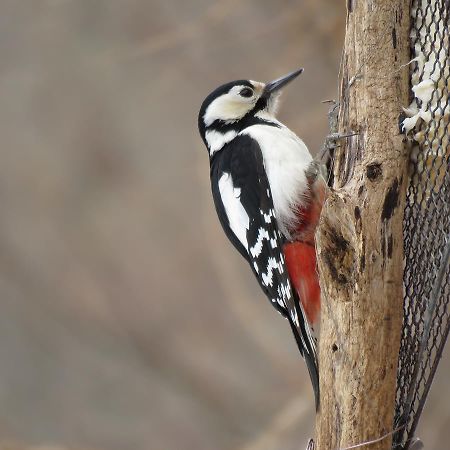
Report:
198,69,327,406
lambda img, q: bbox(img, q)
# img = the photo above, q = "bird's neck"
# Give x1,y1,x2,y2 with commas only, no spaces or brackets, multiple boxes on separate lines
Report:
206,114,281,156
254,110,281,125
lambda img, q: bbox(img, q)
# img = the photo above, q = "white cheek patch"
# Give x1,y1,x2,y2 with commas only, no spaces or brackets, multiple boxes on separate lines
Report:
205,130,237,155
203,92,252,126
218,172,249,249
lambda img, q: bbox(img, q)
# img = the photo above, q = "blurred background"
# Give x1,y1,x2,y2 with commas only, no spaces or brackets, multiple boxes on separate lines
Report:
0,1,447,449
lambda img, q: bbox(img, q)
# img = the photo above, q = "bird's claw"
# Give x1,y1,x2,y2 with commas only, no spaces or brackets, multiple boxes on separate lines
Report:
305,161,322,184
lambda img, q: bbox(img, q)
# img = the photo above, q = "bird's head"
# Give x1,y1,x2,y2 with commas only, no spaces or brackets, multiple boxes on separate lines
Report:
198,68,304,157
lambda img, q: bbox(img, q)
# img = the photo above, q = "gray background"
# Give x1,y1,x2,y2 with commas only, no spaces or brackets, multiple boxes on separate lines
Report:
0,1,448,449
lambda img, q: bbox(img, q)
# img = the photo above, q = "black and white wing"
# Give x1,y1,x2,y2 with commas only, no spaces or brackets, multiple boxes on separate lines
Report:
210,134,319,404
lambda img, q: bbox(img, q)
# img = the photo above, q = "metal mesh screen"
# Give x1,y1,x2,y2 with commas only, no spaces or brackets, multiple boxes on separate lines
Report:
393,1,450,448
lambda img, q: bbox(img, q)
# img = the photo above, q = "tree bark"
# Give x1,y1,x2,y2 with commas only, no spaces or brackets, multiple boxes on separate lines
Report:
315,2,410,450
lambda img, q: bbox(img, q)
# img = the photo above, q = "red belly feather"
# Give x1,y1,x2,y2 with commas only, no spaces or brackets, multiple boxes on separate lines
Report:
283,176,327,325
284,242,321,325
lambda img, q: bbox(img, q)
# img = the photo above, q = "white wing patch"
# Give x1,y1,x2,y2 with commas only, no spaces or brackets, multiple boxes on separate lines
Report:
260,208,272,224
262,257,276,286
218,172,249,249
262,256,281,287
250,227,270,257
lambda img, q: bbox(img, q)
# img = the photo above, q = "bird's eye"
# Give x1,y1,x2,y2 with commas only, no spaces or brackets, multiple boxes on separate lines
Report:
240,87,254,98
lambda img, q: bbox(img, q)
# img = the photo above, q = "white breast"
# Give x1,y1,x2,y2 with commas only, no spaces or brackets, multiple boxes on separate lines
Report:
242,124,313,239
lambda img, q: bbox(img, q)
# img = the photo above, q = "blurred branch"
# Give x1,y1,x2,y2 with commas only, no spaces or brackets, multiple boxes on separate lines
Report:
120,0,242,59
239,396,311,450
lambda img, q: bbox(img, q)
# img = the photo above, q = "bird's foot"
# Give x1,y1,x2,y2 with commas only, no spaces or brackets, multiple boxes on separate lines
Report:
305,161,321,184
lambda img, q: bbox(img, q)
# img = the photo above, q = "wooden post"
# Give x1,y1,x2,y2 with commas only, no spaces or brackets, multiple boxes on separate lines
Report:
315,2,410,449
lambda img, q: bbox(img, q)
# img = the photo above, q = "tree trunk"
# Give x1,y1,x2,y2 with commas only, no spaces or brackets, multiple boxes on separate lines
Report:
315,2,410,449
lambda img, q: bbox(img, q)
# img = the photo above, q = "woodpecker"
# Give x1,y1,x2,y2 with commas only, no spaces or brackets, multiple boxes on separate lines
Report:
198,69,327,407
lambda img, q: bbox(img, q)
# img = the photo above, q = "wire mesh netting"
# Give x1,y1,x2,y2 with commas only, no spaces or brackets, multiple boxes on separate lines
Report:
394,1,450,448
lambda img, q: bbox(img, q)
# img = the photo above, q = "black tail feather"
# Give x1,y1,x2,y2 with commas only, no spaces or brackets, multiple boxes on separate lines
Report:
288,318,320,411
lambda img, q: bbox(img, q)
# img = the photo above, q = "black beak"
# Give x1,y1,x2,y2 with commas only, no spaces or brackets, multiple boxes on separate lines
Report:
263,68,304,97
